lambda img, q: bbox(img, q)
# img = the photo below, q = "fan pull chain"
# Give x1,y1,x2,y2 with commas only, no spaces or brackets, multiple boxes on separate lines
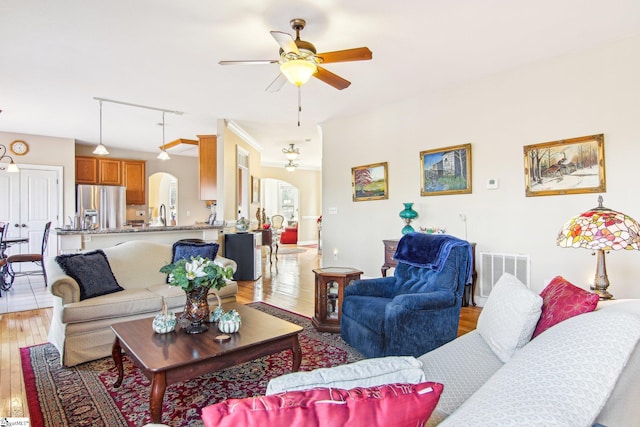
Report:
297,86,302,127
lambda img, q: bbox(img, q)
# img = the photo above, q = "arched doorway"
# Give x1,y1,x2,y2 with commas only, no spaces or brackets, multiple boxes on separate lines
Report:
149,172,178,225
262,178,299,225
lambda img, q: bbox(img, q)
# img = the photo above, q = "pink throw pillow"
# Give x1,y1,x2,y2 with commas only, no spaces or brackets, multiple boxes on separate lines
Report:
532,276,599,338
201,382,443,427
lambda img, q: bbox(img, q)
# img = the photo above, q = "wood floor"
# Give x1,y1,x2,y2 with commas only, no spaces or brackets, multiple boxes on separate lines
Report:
0,246,480,419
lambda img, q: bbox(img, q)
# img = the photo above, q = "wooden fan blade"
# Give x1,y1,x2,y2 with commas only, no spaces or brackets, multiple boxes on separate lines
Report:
316,47,372,64
219,60,279,65
270,31,299,55
265,73,287,93
314,66,351,90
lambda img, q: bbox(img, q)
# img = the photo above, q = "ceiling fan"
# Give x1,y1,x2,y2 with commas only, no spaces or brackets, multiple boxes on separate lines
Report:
219,18,373,92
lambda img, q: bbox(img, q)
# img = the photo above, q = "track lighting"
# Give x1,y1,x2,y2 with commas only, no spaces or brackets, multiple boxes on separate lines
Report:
92,100,109,155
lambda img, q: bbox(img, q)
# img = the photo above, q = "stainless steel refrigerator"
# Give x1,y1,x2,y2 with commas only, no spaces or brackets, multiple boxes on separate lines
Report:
76,185,127,229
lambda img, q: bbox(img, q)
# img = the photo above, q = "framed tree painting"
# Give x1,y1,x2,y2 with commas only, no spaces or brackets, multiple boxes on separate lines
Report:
523,134,605,197
420,144,472,196
352,162,389,202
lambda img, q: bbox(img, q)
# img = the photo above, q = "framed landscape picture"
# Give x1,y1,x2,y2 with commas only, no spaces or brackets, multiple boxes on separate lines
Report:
523,134,605,197
352,162,389,202
420,144,472,196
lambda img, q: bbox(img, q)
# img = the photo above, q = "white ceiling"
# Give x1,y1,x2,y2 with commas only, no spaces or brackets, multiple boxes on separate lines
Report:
1,1,639,170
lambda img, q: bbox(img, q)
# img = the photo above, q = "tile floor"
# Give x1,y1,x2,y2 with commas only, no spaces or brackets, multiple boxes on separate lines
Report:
0,274,53,314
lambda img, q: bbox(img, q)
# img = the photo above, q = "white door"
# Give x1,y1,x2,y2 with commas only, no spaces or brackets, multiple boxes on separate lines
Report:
0,171,19,229
0,170,20,242
1,167,59,271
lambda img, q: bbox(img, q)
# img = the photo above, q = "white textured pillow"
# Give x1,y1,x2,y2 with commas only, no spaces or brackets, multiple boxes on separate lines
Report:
476,273,542,362
440,309,640,426
265,356,425,395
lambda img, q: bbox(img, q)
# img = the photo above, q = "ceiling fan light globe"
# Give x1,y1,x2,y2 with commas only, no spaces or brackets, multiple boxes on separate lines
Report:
157,149,170,160
280,60,317,86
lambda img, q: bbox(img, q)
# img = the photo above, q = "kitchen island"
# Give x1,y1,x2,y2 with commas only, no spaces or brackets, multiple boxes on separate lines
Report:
53,224,223,254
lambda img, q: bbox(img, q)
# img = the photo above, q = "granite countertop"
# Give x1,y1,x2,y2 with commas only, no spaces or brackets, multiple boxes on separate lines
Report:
54,223,222,235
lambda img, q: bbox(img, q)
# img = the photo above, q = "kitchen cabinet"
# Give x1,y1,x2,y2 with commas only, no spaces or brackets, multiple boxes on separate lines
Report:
76,156,121,185
75,156,146,204
198,134,217,201
123,160,146,204
75,157,99,184
98,158,122,185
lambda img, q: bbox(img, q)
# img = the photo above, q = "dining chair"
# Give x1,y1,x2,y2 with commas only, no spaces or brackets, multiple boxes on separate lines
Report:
269,215,286,261
6,221,52,287
0,222,8,256
0,223,8,292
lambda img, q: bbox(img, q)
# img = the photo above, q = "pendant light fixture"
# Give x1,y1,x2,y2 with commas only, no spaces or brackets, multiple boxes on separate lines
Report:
92,96,183,158
0,144,19,172
285,160,298,172
282,143,300,160
92,100,110,155
283,143,300,171
157,111,170,160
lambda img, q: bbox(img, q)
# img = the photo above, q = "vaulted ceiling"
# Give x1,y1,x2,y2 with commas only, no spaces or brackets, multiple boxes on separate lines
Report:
1,1,639,169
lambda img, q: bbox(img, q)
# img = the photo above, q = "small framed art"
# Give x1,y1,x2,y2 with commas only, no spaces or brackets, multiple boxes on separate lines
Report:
523,134,605,197
420,144,472,196
352,162,389,202
251,176,260,203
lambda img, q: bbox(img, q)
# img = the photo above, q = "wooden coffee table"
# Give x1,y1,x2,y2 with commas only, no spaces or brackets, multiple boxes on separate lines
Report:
111,302,303,424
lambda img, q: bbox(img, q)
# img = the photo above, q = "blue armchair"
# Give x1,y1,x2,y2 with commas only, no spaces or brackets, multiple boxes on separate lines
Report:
340,233,472,358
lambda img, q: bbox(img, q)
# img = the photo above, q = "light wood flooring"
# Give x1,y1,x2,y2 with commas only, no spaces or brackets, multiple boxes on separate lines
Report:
0,245,480,419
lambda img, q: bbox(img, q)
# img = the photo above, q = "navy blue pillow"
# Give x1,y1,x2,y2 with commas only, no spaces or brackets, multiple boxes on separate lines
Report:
55,250,123,301
171,241,219,263
167,242,219,283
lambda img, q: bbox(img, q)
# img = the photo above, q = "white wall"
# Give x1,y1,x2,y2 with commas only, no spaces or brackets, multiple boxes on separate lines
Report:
0,131,75,222
322,35,640,301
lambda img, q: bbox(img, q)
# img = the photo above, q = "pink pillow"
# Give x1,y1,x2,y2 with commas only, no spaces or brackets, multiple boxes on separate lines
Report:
201,382,443,427
532,276,599,338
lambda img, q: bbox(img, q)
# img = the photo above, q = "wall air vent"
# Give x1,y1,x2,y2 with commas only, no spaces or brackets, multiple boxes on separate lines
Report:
479,252,531,297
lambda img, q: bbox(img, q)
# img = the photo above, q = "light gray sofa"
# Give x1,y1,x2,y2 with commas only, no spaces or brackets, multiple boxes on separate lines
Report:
420,299,640,426
46,240,238,367
266,274,640,426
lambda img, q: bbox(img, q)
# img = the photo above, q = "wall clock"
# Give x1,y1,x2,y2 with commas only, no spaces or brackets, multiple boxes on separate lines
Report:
10,140,29,156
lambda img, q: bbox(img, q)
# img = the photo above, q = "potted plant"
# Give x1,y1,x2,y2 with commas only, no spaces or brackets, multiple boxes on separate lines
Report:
160,256,233,334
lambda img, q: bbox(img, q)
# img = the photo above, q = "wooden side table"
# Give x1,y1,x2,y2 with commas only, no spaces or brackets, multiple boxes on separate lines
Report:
260,228,277,265
463,243,478,307
312,267,363,333
381,239,400,277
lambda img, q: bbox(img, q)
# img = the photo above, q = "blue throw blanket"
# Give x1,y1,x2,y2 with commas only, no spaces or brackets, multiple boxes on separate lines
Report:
393,233,472,283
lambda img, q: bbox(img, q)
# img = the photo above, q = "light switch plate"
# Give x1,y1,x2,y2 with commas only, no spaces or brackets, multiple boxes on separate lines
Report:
487,178,499,190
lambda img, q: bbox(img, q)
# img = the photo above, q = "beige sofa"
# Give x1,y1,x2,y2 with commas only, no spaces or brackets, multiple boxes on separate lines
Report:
46,240,238,366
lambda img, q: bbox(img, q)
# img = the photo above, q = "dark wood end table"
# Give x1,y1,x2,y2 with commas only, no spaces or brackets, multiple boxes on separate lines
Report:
312,267,363,333
111,302,303,424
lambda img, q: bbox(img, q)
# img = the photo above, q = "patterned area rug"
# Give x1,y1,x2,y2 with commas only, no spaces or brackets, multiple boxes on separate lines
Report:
21,302,362,427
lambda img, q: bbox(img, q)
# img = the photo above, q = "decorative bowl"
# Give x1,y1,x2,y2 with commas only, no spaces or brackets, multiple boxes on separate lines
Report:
209,305,225,323
217,309,241,334
152,312,177,334
218,319,241,334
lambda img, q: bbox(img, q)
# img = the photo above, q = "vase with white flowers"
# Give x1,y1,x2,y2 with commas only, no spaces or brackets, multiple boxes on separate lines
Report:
160,256,233,334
